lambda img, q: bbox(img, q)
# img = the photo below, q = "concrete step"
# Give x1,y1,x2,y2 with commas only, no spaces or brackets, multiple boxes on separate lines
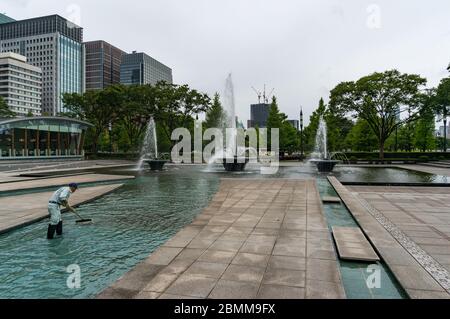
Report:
332,226,380,262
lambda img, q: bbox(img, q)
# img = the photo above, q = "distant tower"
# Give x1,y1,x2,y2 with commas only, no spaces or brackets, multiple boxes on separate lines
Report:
248,85,274,128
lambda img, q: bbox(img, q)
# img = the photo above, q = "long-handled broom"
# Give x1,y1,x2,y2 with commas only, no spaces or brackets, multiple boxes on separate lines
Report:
71,209,93,225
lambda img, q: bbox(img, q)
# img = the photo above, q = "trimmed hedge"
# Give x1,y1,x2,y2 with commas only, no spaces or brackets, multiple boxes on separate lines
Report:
85,152,140,160
343,152,450,161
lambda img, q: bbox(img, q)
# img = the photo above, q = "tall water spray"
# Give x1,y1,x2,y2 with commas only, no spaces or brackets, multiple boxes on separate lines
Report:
136,117,158,169
207,74,237,165
313,116,328,160
310,116,339,172
223,73,237,158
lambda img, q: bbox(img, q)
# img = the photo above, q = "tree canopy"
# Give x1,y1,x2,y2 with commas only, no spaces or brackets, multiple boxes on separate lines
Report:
0,96,15,118
62,82,211,155
266,96,300,153
329,69,427,159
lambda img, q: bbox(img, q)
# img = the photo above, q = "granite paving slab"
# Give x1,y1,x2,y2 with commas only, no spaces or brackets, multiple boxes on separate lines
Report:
328,176,450,298
97,178,346,299
322,196,342,204
0,173,134,193
332,226,380,261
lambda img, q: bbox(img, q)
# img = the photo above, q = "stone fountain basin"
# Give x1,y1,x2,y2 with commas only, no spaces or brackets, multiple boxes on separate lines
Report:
310,159,339,173
222,156,249,172
145,159,168,171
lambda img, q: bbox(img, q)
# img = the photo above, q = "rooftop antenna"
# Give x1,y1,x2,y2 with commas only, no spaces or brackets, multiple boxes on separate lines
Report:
251,86,262,103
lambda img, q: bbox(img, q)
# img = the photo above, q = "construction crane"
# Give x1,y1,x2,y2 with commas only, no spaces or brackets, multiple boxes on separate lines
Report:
251,87,262,104
264,88,275,104
252,85,275,104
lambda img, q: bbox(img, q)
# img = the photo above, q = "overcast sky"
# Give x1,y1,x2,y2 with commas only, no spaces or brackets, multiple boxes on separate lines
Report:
2,0,450,125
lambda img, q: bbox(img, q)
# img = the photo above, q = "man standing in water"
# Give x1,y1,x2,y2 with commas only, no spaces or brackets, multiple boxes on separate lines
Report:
47,183,78,239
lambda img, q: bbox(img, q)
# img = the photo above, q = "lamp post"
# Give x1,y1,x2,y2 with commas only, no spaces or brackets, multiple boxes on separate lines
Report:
444,107,448,153
436,132,441,152
300,108,304,161
108,122,113,155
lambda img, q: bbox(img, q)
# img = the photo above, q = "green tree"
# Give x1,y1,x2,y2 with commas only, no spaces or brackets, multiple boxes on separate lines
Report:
414,94,436,152
63,86,122,154
325,99,353,152
204,93,225,129
303,98,326,153
434,78,450,151
266,96,299,154
397,122,415,152
282,121,300,154
0,96,15,118
117,85,151,153
329,70,427,159
302,98,352,154
344,118,378,151
153,82,211,148
266,96,285,151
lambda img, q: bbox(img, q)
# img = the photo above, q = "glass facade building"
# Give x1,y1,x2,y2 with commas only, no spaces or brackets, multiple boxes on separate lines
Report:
0,117,92,159
120,51,172,86
0,14,15,25
0,15,84,115
247,103,270,128
85,40,125,90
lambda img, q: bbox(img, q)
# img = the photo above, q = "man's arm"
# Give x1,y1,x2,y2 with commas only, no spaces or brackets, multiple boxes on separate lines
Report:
61,200,76,213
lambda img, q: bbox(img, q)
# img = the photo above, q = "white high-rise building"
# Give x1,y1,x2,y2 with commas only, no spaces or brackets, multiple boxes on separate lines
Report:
0,15,84,115
0,52,42,116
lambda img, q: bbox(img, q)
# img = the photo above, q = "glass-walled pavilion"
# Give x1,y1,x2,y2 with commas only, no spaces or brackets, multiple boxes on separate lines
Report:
0,117,92,159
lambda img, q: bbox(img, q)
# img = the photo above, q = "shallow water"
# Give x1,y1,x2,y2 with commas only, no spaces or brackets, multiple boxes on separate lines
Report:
0,174,218,298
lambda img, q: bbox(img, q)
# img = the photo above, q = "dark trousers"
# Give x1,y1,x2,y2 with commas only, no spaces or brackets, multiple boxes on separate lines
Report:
47,221,63,239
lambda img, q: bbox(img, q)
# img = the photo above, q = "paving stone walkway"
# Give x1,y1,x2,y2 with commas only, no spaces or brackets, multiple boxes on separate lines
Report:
329,177,450,299
0,183,123,234
98,179,346,299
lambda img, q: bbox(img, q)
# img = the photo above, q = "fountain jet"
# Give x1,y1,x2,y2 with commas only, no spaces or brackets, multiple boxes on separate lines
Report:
137,117,167,171
310,116,339,173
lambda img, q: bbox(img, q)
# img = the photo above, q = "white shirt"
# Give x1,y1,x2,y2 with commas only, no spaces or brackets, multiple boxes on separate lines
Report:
49,187,72,204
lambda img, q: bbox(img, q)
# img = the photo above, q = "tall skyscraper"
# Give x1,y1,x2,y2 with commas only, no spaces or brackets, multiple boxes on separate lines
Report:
84,40,126,90
0,52,42,116
0,15,84,115
247,103,270,128
120,51,172,85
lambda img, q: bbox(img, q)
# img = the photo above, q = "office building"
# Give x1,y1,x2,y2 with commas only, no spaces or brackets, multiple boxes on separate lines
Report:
120,51,172,85
84,40,126,90
0,52,42,116
247,103,270,128
0,15,84,115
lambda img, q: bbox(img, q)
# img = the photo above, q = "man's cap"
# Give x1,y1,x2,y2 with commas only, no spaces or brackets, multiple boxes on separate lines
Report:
69,183,78,189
